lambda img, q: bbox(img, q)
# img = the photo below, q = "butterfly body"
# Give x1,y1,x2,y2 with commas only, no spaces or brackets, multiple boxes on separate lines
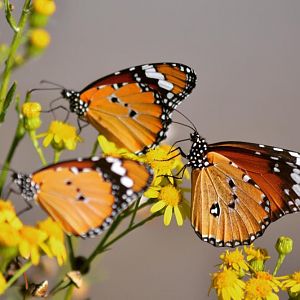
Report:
186,131,300,247
60,62,196,153
13,156,153,237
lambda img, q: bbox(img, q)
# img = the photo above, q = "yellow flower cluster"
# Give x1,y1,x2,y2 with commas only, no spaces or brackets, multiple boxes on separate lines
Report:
210,238,300,300
0,199,67,294
98,136,190,227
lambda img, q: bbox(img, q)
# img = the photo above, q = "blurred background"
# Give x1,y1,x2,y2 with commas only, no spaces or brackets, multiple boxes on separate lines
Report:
1,0,300,299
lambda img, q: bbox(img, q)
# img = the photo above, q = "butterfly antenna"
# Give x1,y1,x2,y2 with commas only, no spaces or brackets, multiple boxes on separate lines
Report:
173,121,195,132
174,108,197,131
40,80,66,89
29,87,62,93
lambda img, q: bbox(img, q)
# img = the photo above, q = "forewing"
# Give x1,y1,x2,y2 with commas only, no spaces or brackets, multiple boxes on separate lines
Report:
210,142,300,220
32,157,153,237
80,62,196,112
191,152,270,247
81,83,169,153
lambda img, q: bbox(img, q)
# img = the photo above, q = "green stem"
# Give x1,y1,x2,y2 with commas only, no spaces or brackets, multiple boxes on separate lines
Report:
0,0,31,114
4,261,32,291
90,139,99,156
29,131,47,166
0,117,25,196
128,198,140,228
64,284,74,300
102,213,160,251
54,150,61,163
81,212,160,272
67,236,75,270
4,0,19,32
273,254,285,276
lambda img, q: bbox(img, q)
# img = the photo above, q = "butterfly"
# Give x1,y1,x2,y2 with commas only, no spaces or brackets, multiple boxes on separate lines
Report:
59,62,196,154
180,130,300,247
12,156,153,237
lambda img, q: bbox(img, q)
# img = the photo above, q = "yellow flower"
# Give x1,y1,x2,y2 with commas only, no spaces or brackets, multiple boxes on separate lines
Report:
244,275,280,300
0,223,21,247
220,249,249,273
149,184,189,226
256,272,282,290
30,29,51,49
22,102,42,118
210,268,245,300
33,0,56,16
244,245,270,272
37,218,67,266
98,135,140,160
0,199,23,230
38,120,82,151
19,226,51,265
22,102,42,130
0,272,7,295
244,245,270,262
143,145,189,185
282,271,300,296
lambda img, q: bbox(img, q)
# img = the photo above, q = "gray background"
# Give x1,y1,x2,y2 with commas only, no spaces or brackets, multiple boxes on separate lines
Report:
1,1,300,299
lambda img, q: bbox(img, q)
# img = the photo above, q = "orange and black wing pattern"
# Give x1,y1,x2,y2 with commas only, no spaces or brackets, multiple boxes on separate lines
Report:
191,151,271,247
23,156,153,237
187,132,300,247
210,141,300,221
63,63,196,153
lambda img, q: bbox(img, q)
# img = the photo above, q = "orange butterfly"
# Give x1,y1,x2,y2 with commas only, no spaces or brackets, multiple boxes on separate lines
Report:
180,130,300,247
12,156,152,237
59,62,196,153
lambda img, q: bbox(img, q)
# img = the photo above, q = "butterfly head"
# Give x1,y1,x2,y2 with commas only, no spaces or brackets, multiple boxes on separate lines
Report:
187,131,209,169
12,172,39,202
61,89,88,116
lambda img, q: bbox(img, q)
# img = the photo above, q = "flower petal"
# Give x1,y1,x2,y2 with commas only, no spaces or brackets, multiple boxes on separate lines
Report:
163,205,173,226
174,206,183,226
150,200,166,213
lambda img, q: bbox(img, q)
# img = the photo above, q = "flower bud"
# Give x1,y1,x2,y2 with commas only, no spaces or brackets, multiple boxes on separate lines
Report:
22,102,42,131
28,29,51,56
276,236,293,255
33,0,56,16
249,259,265,272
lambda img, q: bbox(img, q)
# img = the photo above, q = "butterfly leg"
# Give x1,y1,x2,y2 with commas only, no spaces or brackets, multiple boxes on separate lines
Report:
16,201,33,216
169,138,190,154
77,118,89,134
168,146,187,159
42,105,70,121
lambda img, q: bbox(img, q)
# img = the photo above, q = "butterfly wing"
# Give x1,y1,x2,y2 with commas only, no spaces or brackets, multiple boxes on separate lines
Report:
81,83,169,153
80,62,197,111
191,151,271,247
32,156,153,237
79,63,196,153
209,141,300,221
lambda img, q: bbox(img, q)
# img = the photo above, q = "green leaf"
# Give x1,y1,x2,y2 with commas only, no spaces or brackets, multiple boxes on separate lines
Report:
0,81,16,122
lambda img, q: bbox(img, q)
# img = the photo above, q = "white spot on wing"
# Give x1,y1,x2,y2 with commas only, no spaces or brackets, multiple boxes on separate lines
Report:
111,161,126,176
292,184,300,197
70,167,79,174
273,147,283,151
291,172,300,184
158,80,174,91
290,151,300,158
145,71,164,80
121,176,133,188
